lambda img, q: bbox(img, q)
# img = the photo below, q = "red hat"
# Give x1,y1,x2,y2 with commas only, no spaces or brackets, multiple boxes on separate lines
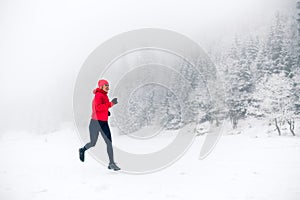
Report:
98,79,109,88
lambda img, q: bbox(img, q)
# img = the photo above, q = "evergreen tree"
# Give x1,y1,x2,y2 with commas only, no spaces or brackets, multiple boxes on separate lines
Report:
225,36,255,128
162,90,182,130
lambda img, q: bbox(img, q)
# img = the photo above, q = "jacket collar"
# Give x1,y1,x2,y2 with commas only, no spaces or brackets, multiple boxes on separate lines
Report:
93,88,107,94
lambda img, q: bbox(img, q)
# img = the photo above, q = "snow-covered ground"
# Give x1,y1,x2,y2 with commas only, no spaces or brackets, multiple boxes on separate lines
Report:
1,120,300,200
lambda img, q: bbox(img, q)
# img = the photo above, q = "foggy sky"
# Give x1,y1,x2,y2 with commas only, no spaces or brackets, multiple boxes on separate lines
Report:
0,0,296,133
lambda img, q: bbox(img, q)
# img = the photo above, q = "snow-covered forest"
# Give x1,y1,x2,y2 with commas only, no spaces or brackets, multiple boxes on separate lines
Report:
111,10,300,137
212,10,299,135
216,11,299,135
1,0,299,136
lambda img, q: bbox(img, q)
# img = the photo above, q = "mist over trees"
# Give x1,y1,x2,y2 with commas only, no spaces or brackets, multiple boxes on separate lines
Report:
114,10,299,136
211,11,300,135
1,1,298,136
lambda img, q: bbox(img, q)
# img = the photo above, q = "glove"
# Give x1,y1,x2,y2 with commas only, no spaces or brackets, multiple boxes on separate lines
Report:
111,98,118,105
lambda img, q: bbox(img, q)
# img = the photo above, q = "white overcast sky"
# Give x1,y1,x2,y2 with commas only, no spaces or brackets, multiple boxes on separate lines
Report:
0,0,297,131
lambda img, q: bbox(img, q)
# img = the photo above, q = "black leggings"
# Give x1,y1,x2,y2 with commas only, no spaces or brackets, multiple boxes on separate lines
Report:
84,119,114,163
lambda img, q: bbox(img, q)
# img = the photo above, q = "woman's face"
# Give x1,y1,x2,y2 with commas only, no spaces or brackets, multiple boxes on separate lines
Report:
102,84,109,92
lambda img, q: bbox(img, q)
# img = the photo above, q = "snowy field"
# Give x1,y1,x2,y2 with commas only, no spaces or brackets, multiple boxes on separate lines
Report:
1,120,300,200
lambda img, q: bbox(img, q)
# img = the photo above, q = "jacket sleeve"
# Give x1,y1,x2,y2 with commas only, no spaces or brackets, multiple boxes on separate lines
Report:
94,94,113,112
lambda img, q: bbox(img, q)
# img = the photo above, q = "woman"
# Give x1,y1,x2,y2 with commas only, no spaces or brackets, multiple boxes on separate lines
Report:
79,79,120,171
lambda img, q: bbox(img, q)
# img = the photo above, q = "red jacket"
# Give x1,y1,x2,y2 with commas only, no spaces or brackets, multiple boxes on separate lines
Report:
91,88,113,121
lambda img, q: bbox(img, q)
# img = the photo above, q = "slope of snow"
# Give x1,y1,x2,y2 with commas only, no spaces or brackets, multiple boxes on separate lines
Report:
0,120,300,200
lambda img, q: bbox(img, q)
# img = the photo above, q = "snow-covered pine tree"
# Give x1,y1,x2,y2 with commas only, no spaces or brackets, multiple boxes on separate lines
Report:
225,36,255,128
286,9,300,135
293,38,300,118
243,35,261,118
162,89,182,130
176,60,197,125
246,36,260,68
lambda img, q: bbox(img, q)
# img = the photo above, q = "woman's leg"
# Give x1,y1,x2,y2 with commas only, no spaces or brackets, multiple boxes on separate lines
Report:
84,119,100,150
99,121,114,164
